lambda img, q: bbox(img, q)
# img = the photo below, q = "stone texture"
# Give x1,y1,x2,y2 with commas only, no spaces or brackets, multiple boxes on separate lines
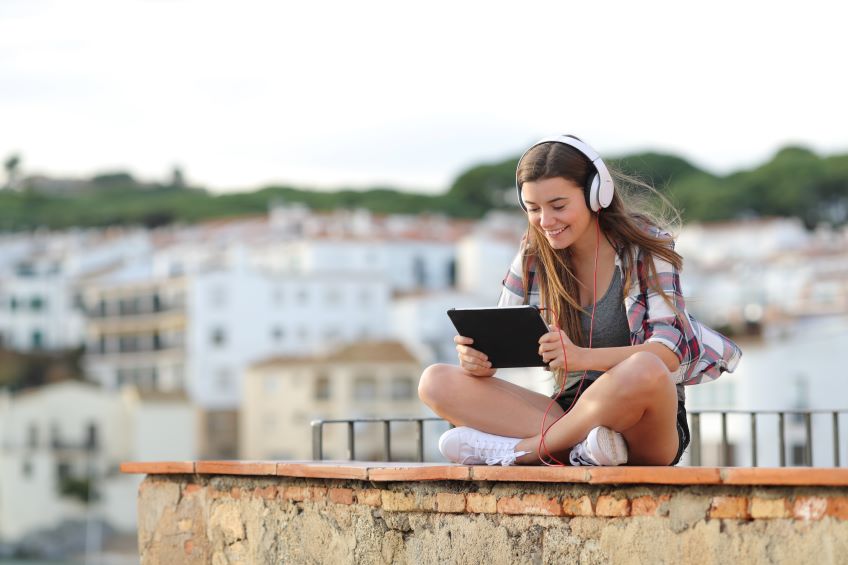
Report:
135,475,848,565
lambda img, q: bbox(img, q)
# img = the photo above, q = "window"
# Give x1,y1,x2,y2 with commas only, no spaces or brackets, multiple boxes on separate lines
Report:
31,330,44,349
353,377,377,402
315,376,331,401
413,256,427,287
30,296,45,311
10,296,18,311
56,462,72,481
86,423,98,450
297,289,309,304
27,423,38,448
211,327,227,347
271,326,284,342
22,460,34,479
390,377,416,401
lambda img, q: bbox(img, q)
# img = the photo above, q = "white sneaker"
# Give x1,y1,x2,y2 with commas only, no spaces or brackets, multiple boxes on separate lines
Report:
438,426,529,466
569,426,628,466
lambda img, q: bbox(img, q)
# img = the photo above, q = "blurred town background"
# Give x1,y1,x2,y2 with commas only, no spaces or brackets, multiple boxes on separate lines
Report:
1,145,847,562
2,1,847,563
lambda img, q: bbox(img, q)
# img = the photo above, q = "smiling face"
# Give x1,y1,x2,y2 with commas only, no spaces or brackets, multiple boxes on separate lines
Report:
521,177,593,251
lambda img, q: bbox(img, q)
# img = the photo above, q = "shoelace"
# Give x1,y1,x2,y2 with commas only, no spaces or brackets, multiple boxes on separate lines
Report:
471,440,528,466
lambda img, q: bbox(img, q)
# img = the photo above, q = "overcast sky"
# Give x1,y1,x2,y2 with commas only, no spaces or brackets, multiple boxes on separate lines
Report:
1,0,846,194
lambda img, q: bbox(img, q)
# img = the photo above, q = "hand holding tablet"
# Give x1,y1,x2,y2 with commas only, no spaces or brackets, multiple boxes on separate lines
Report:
447,306,550,368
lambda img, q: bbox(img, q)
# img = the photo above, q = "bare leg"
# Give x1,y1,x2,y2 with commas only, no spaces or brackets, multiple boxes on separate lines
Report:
420,351,680,466
418,364,565,438
513,351,680,465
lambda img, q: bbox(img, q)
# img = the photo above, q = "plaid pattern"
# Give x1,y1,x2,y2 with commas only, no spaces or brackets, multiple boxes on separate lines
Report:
498,230,742,385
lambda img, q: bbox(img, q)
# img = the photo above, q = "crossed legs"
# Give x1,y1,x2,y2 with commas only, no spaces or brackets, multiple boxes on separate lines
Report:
418,351,680,465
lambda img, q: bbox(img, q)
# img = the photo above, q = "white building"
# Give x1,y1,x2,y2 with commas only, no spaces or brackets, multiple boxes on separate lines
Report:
0,381,197,545
0,228,151,352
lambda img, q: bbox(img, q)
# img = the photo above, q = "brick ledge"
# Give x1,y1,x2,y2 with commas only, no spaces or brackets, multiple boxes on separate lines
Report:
120,460,848,486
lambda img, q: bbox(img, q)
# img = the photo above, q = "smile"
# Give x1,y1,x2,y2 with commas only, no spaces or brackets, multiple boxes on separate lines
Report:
545,226,566,237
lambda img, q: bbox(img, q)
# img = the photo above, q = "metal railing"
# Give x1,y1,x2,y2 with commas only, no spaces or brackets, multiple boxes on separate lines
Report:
311,409,847,467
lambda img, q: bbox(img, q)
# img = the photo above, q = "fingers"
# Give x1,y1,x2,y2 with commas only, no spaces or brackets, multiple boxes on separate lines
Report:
454,335,492,373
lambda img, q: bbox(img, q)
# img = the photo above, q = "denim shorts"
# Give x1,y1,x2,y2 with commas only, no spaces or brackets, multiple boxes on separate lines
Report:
552,379,691,466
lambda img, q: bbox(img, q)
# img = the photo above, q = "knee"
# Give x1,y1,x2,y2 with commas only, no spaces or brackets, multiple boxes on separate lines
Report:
617,351,672,397
418,363,454,408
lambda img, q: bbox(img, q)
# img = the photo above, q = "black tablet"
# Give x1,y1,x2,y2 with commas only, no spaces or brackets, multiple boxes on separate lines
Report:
447,305,550,368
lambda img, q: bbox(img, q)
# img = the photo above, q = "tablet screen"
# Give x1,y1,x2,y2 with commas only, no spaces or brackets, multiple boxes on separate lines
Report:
447,306,550,368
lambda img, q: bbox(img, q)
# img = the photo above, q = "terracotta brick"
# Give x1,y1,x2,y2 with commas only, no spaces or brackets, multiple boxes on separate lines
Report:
631,495,671,517
750,497,790,519
329,488,355,505
356,488,382,507
595,495,630,517
497,494,563,516
562,495,594,517
792,497,827,521
184,484,202,495
253,486,277,499
283,486,307,502
466,493,497,514
184,539,194,556
826,496,848,520
306,487,328,501
436,493,466,513
382,490,418,512
709,496,750,520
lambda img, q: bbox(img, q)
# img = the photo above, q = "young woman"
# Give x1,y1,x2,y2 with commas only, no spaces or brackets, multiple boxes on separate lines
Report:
418,135,742,467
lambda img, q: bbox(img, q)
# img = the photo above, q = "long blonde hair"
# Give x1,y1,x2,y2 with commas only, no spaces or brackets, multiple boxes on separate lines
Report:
516,142,683,385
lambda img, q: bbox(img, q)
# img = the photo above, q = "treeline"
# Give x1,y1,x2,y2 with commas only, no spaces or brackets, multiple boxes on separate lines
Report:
1,145,846,231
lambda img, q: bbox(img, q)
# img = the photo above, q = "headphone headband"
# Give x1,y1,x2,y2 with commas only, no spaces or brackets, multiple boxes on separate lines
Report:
515,134,614,212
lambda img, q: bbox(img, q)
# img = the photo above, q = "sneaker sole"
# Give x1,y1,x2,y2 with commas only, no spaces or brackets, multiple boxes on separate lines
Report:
591,427,628,466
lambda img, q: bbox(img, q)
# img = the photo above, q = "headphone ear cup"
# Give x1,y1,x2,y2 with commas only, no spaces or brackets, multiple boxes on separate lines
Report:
587,173,600,212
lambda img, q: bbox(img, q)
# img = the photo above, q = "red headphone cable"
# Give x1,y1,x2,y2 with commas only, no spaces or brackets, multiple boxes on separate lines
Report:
536,215,602,466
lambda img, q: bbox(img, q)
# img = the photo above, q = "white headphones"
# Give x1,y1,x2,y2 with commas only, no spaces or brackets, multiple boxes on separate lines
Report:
515,134,615,212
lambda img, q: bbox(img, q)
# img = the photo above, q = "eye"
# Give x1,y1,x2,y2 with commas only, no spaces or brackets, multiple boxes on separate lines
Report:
552,205,565,211
527,207,540,214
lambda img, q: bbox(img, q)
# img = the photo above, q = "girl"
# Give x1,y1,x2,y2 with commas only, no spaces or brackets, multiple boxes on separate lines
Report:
418,135,741,467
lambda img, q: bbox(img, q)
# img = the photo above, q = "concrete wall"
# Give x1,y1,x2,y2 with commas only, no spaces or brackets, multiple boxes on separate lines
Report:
136,475,848,565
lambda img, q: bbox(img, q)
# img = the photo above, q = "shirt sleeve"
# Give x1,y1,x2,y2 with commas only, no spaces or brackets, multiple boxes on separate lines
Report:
639,245,699,384
498,246,528,307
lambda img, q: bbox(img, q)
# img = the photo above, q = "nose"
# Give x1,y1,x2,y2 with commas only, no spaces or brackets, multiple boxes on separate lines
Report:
539,209,555,228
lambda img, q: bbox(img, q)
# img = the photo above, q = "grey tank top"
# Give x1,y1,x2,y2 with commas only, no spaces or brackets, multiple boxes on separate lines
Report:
564,266,630,390
561,266,686,402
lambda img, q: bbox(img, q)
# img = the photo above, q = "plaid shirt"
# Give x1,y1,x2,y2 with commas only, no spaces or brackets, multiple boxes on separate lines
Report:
499,230,742,385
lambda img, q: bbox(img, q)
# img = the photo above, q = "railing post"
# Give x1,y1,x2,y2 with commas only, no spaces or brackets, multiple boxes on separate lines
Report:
779,412,786,467
415,420,424,463
311,420,323,461
834,412,841,467
690,412,701,466
750,412,758,467
383,420,392,462
804,413,813,466
721,412,729,466
347,421,355,461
